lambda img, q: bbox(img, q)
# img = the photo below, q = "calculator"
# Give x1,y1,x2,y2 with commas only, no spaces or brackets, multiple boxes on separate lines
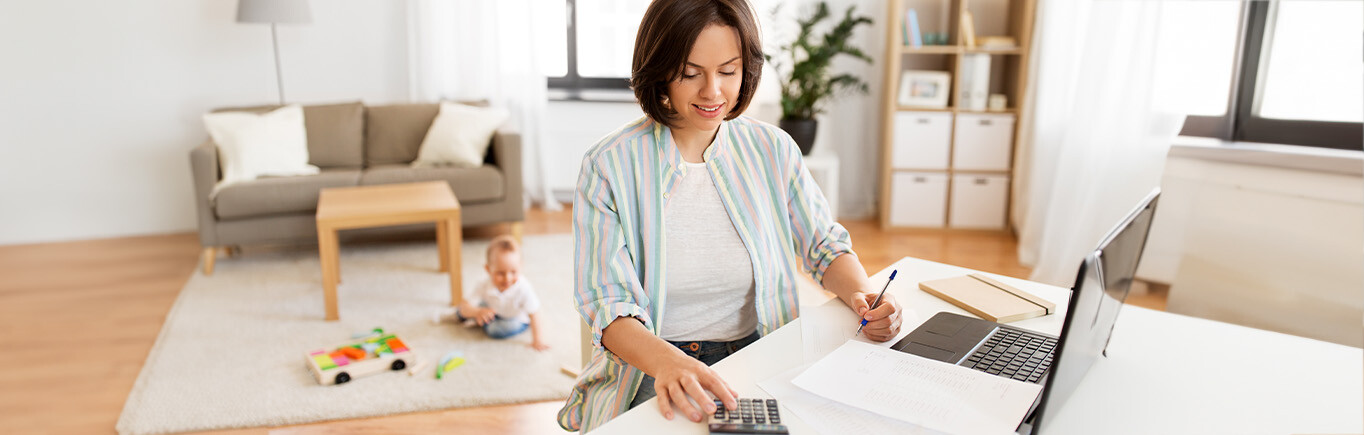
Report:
708,397,789,434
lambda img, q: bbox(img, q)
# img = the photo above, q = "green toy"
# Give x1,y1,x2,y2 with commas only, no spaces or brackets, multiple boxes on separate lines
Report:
435,351,466,379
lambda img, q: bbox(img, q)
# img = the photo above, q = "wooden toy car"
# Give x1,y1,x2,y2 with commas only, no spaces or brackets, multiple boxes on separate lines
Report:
306,333,416,385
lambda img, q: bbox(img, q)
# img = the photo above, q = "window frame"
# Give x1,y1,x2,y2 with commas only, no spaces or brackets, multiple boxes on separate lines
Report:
546,0,633,93
1178,1,1361,150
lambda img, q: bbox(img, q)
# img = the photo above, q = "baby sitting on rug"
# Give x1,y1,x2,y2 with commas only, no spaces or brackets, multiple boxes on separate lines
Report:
436,235,549,351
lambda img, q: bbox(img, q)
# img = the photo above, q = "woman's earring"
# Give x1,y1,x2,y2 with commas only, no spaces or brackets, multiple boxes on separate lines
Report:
661,96,671,110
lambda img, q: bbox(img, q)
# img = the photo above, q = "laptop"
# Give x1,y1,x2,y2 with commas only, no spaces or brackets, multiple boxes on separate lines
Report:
890,188,1160,434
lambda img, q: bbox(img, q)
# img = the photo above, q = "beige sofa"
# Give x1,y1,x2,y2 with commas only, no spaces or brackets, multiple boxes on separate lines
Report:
189,101,524,274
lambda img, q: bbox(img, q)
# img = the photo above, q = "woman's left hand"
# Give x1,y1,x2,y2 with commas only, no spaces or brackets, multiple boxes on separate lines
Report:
846,291,903,342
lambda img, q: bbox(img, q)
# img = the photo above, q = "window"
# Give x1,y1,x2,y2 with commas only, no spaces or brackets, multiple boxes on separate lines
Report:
540,0,649,93
534,0,568,78
1152,2,1240,117
1154,1,1361,150
1256,1,1361,124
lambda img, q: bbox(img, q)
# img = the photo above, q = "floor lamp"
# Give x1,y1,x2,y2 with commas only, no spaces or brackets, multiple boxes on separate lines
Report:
237,0,312,105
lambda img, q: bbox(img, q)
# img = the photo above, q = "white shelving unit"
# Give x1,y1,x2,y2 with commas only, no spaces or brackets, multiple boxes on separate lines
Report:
878,0,1037,232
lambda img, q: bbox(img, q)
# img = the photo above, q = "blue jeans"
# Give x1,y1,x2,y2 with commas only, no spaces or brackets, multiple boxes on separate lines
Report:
628,330,761,409
482,315,529,339
457,308,529,339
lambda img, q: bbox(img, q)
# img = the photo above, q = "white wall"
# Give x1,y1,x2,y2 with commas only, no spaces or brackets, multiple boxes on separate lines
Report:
0,0,408,246
542,100,643,203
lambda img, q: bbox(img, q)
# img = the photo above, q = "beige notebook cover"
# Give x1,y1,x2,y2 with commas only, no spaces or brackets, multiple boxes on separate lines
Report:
919,274,1055,323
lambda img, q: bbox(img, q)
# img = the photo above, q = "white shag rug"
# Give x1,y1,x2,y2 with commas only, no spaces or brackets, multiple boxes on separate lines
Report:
116,234,580,435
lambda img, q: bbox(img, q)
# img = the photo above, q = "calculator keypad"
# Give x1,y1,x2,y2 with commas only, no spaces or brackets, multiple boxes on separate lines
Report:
711,397,783,426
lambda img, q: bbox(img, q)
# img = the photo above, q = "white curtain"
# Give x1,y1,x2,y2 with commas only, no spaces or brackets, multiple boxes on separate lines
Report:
408,0,560,210
1013,0,1185,286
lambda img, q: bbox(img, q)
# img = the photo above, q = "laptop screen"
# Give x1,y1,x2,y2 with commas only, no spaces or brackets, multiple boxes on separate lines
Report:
1030,189,1160,433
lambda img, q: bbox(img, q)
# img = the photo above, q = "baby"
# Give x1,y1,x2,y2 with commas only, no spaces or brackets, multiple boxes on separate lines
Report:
438,235,548,351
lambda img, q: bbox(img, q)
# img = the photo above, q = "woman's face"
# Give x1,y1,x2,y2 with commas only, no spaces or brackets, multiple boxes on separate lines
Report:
667,24,744,134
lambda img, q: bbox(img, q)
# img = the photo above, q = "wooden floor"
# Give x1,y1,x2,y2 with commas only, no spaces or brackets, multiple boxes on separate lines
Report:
0,206,1167,434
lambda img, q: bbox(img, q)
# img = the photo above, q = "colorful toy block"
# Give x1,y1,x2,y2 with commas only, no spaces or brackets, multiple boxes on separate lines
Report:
305,331,418,386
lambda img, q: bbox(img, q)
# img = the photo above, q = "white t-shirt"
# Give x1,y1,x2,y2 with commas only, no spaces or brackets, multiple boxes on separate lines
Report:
467,277,540,324
660,161,757,342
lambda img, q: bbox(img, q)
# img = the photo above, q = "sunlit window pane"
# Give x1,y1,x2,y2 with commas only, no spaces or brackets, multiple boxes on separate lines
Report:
1258,1,1363,123
1152,2,1240,117
534,0,567,78
575,0,648,78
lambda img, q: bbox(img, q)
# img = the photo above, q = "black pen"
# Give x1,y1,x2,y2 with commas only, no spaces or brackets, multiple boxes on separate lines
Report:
856,270,897,336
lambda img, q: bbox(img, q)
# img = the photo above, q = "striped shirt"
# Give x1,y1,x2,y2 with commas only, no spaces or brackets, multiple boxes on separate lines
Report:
556,115,854,432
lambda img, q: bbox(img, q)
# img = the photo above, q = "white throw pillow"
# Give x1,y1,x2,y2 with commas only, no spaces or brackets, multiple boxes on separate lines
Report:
202,105,319,187
412,102,510,168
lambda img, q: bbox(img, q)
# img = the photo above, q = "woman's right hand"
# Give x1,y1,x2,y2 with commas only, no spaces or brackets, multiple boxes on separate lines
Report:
600,317,738,422
650,354,739,422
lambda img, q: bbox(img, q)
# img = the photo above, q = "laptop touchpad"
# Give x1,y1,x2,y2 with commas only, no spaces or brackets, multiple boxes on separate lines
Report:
924,313,971,337
901,342,957,362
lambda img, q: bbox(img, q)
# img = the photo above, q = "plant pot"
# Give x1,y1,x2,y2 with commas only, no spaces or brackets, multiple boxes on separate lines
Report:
779,118,818,156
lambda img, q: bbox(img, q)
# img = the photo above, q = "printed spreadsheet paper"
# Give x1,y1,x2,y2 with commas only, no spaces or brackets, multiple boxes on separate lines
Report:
791,341,1042,435
759,363,947,435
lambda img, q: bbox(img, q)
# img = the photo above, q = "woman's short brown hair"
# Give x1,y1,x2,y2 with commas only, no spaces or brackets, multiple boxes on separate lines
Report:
631,0,764,128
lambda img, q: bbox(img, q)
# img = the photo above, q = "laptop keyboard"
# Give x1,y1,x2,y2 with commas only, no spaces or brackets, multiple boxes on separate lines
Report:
963,328,1057,383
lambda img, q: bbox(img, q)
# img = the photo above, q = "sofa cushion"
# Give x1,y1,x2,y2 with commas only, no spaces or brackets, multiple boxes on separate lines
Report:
301,102,365,168
364,103,439,166
360,164,504,203
213,102,365,169
413,102,510,168
214,169,362,219
202,105,318,186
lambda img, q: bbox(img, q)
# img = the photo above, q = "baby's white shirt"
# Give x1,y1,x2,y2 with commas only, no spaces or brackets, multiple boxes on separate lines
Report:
467,277,540,324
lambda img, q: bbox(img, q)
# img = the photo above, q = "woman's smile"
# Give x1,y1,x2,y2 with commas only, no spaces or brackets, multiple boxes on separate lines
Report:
693,102,725,118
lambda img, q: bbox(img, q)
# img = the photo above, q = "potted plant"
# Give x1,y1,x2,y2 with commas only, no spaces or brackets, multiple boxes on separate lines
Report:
767,2,874,155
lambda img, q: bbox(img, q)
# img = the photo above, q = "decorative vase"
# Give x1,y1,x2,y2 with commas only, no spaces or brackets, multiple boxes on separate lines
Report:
779,118,818,155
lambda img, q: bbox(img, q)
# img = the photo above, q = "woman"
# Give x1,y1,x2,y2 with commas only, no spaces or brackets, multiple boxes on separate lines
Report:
557,0,903,431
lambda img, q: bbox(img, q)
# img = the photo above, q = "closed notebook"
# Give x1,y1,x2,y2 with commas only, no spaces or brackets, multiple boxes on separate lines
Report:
919,274,1055,323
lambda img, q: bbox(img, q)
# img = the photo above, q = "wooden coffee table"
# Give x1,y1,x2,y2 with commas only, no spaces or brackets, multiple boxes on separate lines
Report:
315,181,462,321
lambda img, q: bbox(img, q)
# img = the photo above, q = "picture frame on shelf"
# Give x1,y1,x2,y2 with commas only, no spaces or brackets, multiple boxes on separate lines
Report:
898,70,951,108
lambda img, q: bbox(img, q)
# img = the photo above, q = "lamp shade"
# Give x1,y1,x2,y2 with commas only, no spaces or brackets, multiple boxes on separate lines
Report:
237,0,312,24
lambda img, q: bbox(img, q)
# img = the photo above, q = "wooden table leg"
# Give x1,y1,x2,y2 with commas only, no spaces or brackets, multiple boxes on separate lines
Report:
444,217,462,307
436,219,449,273
318,225,340,321
333,240,341,285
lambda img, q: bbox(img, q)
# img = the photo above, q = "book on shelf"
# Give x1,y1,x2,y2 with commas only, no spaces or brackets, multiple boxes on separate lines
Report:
960,10,977,48
904,8,923,47
959,53,990,111
978,36,1018,49
902,15,909,45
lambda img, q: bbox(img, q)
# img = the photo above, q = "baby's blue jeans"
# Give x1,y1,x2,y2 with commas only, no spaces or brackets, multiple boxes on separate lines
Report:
481,315,529,339
457,305,529,339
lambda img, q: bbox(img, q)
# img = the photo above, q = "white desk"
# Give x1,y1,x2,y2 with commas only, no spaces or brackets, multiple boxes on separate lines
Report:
593,257,1363,434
